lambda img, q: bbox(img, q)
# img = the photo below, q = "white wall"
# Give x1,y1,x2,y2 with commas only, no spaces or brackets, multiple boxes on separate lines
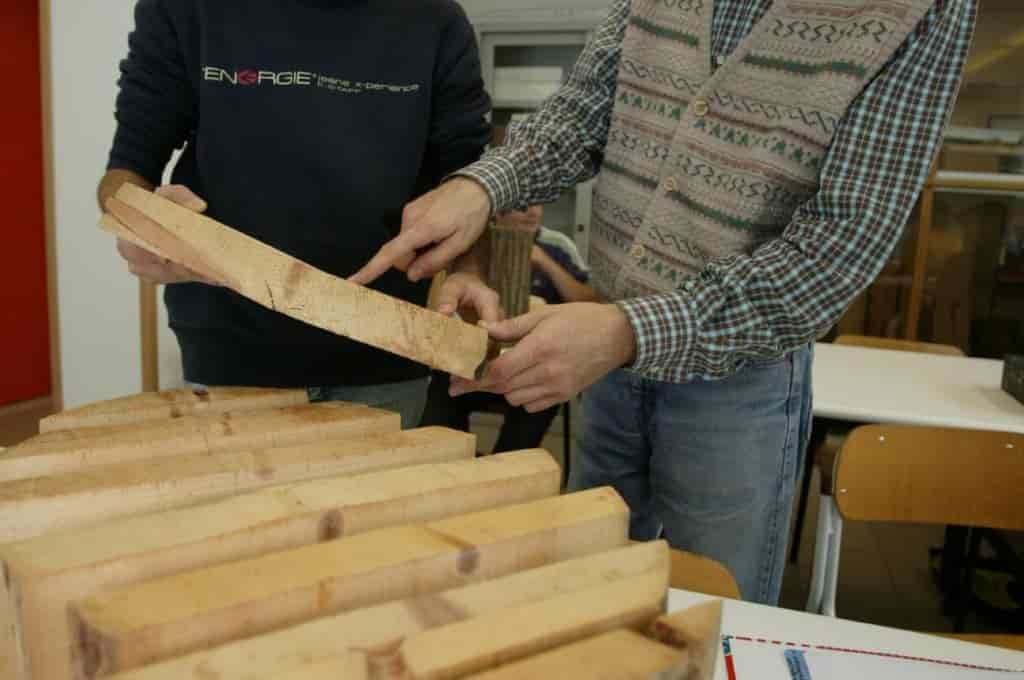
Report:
49,1,142,408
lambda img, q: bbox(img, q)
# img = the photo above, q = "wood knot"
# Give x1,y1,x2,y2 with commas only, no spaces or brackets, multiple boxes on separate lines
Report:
319,509,345,541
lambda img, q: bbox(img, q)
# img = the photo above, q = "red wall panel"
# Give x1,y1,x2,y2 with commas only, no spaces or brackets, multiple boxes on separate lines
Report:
0,0,52,405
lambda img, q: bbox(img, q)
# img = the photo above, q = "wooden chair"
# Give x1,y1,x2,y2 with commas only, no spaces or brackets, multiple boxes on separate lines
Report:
805,424,1024,627
790,335,964,564
669,548,741,600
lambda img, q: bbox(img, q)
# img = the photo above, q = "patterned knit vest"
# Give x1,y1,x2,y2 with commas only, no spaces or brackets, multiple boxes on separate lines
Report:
590,0,934,300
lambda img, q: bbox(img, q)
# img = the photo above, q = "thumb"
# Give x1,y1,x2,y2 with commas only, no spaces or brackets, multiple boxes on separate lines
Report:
156,185,207,213
435,278,463,317
482,308,549,343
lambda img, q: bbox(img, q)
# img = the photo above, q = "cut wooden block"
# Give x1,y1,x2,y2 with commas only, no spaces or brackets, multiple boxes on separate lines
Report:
650,600,724,680
71,487,628,676
302,569,668,680
466,629,682,680
0,427,474,544
38,387,308,433
0,402,395,483
101,184,489,379
1,449,559,680
103,541,668,680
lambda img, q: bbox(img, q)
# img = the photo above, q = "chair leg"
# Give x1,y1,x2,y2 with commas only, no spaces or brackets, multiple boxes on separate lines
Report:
790,420,827,564
806,493,842,615
822,500,844,618
954,528,983,632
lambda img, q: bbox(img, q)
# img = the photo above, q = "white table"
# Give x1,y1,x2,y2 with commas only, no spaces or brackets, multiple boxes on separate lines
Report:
668,589,1024,679
812,343,1024,433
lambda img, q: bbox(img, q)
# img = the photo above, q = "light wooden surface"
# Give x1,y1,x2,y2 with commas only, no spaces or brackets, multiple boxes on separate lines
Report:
812,343,1024,432
2,450,560,680
667,589,1024,679
669,549,740,600
71,488,629,675
39,386,308,432
109,542,668,680
834,424,1024,530
464,630,683,680
650,600,724,680
0,427,473,544
0,402,392,482
103,184,489,379
833,334,964,357
335,570,667,680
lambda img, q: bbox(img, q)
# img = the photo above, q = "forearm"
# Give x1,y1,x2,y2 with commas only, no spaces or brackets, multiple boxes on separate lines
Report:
98,169,153,212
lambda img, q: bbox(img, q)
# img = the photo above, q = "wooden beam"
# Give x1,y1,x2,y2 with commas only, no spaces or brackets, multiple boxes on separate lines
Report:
465,630,682,680
650,600,725,680
38,0,62,412
0,427,473,544
0,402,395,482
138,281,158,392
964,27,1024,78
2,450,560,680
110,542,667,680
905,166,936,341
101,184,490,379
70,488,628,676
488,225,534,319
38,386,308,432
301,571,667,680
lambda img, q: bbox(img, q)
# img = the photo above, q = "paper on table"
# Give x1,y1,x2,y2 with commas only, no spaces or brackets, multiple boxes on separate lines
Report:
724,636,1024,680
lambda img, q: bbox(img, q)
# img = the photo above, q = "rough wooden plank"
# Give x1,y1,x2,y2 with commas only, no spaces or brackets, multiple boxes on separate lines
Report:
650,600,724,680
488,225,533,319
0,427,473,544
466,629,682,680
103,184,489,379
71,488,628,676
0,402,394,483
2,450,559,680
301,569,668,680
38,387,309,433
100,542,668,680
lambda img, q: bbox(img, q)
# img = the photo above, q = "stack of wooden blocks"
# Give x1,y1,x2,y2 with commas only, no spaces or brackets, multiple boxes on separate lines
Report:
0,387,721,680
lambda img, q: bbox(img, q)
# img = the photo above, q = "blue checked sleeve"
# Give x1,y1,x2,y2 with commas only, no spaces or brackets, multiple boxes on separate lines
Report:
619,0,977,380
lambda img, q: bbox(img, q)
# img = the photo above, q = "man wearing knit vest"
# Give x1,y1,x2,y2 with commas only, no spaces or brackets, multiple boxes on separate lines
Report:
353,0,977,604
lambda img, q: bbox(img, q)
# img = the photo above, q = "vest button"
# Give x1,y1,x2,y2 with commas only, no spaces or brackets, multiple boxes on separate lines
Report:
663,176,678,192
630,243,646,259
692,97,710,118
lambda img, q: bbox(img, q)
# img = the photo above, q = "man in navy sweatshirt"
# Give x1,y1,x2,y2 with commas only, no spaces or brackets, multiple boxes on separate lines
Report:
98,0,492,426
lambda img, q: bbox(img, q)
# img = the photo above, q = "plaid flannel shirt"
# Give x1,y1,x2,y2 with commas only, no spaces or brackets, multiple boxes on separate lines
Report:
460,0,976,381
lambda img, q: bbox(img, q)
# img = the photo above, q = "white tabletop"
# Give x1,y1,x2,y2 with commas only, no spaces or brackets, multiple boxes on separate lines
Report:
668,589,1024,679
812,343,1024,433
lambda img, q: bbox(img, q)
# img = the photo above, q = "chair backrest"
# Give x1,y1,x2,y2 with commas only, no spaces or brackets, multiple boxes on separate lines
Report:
834,425,1024,531
833,334,964,357
668,548,741,600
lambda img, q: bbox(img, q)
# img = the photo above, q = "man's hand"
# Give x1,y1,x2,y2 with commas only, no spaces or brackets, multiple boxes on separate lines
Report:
450,303,637,413
107,185,220,286
350,177,491,286
434,271,501,324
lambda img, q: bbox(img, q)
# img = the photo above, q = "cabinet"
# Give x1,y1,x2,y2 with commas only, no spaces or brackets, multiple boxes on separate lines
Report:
473,7,606,260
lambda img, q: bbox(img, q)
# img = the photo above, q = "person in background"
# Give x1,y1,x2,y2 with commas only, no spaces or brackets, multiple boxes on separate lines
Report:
352,0,977,603
420,206,599,453
98,0,493,428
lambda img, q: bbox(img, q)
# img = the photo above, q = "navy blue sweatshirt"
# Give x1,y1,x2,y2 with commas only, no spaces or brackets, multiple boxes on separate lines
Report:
109,0,490,387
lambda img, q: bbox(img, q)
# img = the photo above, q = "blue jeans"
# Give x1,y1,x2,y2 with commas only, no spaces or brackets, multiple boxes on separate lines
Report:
307,378,429,429
569,345,813,604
